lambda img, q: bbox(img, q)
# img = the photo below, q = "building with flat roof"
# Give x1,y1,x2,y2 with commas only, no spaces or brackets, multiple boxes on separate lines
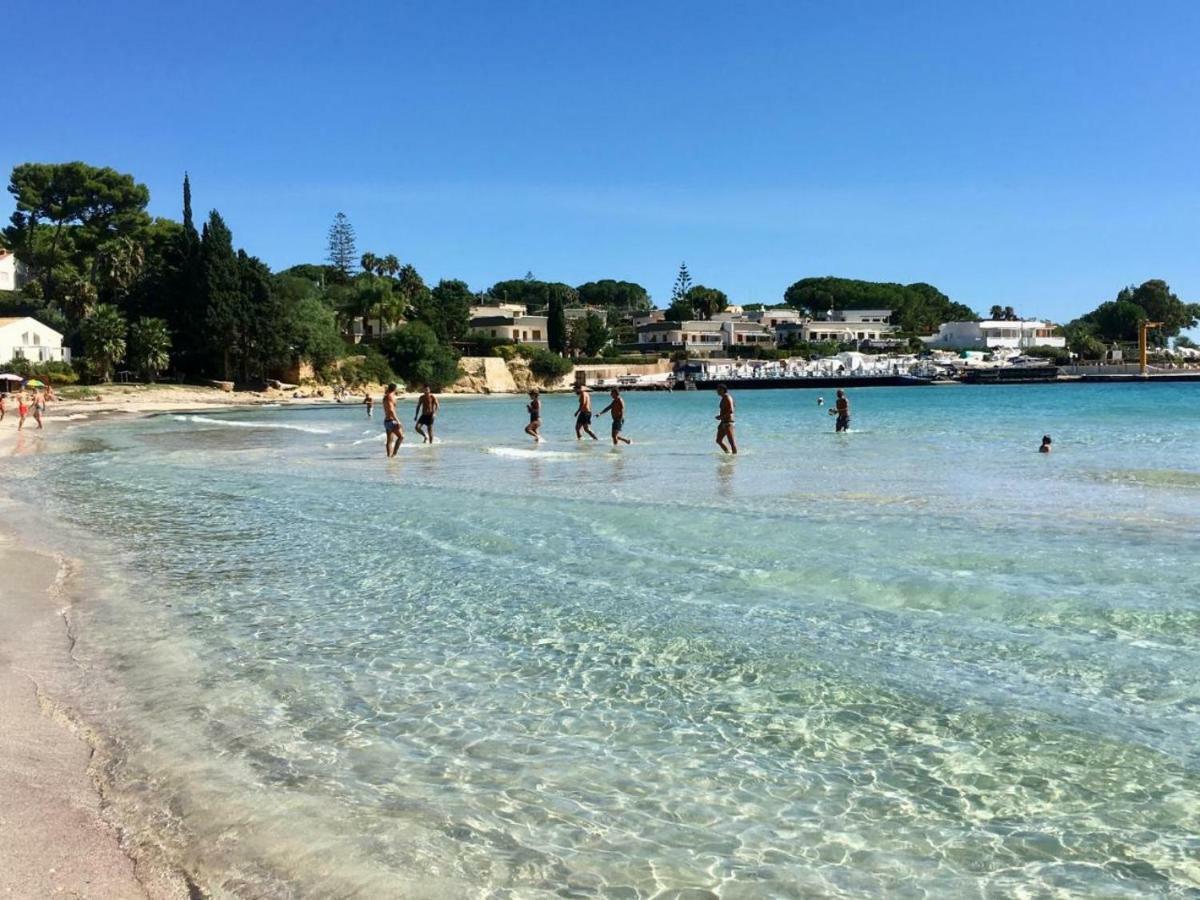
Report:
0,316,70,364
924,320,1065,350
467,314,549,346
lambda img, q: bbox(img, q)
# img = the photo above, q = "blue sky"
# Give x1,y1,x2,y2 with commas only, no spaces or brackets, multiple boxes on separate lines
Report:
5,0,1199,323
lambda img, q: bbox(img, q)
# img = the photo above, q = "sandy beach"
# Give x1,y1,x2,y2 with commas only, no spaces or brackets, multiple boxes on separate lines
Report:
0,385,320,898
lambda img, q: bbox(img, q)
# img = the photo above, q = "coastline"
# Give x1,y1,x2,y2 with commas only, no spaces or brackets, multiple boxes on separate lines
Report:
0,387,296,898
0,531,190,898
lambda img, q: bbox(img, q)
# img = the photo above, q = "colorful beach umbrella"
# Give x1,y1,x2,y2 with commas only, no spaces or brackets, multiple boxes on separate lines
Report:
24,379,45,388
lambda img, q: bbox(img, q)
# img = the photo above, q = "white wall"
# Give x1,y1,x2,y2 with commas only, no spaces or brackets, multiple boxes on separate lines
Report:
0,318,70,364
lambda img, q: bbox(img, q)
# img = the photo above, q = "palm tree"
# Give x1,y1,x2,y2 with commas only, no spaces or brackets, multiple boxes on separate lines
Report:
81,304,128,382
382,254,400,278
360,252,379,276
128,317,172,382
989,305,1005,320
1003,305,1017,321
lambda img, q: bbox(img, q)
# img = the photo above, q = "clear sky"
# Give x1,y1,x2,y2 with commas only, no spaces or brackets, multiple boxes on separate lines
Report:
5,0,1199,322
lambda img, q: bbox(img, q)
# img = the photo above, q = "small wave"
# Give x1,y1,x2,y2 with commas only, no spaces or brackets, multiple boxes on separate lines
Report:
172,414,332,435
486,446,580,460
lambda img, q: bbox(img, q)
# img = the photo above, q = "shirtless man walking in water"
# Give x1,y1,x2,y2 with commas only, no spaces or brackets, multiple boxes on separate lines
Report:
832,388,851,433
382,383,404,457
573,385,598,441
715,383,737,454
596,387,632,446
414,385,440,444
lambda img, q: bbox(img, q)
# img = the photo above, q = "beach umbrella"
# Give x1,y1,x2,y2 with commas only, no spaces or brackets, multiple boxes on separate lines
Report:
0,373,22,382
25,379,45,388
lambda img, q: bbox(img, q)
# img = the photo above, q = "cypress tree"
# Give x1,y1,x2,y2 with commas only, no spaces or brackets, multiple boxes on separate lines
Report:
201,210,242,380
547,290,567,355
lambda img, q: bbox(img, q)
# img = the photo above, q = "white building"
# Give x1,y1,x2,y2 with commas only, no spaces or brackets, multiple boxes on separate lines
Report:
0,317,71,364
745,308,807,329
802,309,897,343
924,320,1065,350
467,314,549,346
469,302,527,319
0,250,28,292
635,319,775,354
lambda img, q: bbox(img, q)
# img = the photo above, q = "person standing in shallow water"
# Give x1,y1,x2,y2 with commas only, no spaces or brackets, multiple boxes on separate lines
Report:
832,389,851,433
715,384,737,454
1039,435,1052,453
596,388,632,446
574,385,598,441
414,385,440,444
363,393,374,418
382,383,404,457
524,390,543,443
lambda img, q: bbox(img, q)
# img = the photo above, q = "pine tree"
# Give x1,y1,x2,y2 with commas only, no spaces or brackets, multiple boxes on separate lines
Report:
327,212,357,281
671,262,693,304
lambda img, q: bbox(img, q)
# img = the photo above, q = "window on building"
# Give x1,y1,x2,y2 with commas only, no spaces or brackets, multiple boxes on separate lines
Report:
533,330,541,340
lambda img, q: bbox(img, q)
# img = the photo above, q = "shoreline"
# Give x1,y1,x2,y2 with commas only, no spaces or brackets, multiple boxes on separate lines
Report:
0,530,191,898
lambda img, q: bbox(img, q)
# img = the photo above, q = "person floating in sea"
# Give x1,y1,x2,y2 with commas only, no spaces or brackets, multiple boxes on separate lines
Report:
1039,435,1052,453
574,385,598,441
817,396,824,407
831,389,850,433
382,383,404,457
363,393,374,418
715,383,737,454
596,388,632,446
414,385,440,444
524,389,543,443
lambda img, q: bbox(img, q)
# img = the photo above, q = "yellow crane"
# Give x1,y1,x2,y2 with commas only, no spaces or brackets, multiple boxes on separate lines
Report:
1139,321,1163,375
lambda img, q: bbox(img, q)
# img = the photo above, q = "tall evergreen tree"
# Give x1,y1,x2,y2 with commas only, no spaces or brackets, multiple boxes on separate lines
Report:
201,210,242,380
670,262,693,305
547,290,567,355
326,212,357,281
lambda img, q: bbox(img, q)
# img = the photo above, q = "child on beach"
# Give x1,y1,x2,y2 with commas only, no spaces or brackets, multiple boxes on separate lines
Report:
17,392,29,430
524,390,543,443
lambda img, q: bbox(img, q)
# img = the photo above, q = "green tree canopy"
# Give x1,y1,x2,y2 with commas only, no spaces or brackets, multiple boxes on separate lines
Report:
569,311,610,356
547,292,567,355
127,316,172,381
381,321,460,390
4,162,151,303
575,279,650,311
81,303,128,382
487,278,577,312
429,279,473,343
1069,279,1199,346
783,277,977,334
685,285,728,320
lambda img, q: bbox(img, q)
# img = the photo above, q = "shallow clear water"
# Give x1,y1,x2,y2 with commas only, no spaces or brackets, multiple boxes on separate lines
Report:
11,384,1200,898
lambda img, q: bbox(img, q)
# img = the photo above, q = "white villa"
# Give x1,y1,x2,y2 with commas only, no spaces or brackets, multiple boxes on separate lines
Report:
467,313,550,346
924,320,1065,350
802,309,897,344
0,317,71,364
635,319,775,354
0,250,28,292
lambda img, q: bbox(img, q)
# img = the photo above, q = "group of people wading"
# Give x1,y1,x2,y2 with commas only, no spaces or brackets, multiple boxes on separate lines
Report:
367,383,854,459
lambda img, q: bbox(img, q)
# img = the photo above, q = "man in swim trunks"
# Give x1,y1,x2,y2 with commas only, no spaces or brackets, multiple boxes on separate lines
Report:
573,385,598,441
596,387,632,446
382,383,404,457
715,384,737,454
17,391,29,431
832,389,850,433
524,389,543,443
363,393,374,418
414,385,440,444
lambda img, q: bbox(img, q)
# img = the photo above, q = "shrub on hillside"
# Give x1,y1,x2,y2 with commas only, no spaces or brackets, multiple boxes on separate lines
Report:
2,358,80,385
527,348,574,381
381,322,461,390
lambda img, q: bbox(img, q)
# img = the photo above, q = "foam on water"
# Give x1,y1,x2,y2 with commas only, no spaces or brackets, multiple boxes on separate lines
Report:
11,385,1200,897
171,413,334,434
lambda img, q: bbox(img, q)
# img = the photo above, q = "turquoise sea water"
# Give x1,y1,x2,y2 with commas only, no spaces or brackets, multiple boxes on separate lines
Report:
9,384,1200,898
